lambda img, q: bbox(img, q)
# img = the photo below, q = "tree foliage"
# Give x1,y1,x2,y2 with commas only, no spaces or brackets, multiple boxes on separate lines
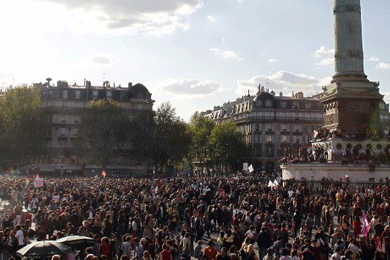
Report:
187,113,250,174
0,86,51,166
187,112,215,172
209,121,250,172
151,102,192,173
77,99,131,169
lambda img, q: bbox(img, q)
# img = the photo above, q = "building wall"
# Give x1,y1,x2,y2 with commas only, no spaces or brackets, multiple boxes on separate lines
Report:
204,89,324,172
35,80,154,170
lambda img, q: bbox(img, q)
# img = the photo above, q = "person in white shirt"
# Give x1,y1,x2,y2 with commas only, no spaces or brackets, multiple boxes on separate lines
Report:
15,225,25,248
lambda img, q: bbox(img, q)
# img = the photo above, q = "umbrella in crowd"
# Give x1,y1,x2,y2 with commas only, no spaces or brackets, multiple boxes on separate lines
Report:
16,241,71,259
57,235,96,250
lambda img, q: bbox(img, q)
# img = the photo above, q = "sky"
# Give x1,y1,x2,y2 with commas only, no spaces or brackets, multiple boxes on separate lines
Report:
1,0,390,122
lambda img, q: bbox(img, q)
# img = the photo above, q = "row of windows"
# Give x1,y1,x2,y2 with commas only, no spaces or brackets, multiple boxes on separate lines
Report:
48,128,79,137
64,90,114,100
238,124,317,133
250,112,323,120
251,134,309,144
380,115,390,121
52,114,81,124
231,112,324,121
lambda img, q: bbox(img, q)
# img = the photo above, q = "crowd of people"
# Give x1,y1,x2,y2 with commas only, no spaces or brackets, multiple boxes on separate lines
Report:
0,175,390,260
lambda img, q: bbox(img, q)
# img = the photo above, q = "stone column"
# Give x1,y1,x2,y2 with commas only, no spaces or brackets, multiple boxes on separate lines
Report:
333,0,367,81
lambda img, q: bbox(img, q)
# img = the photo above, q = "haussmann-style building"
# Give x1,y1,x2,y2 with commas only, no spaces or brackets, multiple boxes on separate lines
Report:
203,86,325,173
30,79,154,176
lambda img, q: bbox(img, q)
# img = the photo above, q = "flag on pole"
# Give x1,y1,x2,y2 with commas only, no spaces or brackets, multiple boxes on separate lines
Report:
362,211,370,238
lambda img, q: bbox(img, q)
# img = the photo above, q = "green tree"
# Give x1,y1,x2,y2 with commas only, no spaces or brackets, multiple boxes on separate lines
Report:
0,86,51,167
129,109,156,161
151,102,192,174
209,121,250,174
188,112,215,174
77,99,130,169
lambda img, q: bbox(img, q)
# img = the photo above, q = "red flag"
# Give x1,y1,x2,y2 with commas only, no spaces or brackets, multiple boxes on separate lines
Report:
101,171,106,178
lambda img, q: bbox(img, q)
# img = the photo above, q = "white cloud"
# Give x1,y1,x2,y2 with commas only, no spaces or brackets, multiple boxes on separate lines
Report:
316,57,334,67
370,56,380,61
313,46,334,58
377,62,390,69
207,15,216,23
90,53,113,66
9,0,203,36
236,71,327,97
268,58,279,63
155,78,223,99
210,48,244,61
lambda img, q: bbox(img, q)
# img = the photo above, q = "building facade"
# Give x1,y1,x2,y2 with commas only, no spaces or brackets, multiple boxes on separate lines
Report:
32,79,154,175
204,87,325,173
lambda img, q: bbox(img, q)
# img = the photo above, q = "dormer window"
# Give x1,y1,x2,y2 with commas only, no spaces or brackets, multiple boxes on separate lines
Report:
265,99,272,107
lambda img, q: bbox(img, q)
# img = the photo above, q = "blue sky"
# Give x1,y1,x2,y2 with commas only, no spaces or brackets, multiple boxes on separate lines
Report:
1,0,390,121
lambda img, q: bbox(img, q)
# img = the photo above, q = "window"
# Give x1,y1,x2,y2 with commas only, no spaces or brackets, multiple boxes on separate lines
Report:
107,90,112,99
75,90,81,99
254,146,262,157
92,90,98,99
281,124,287,131
257,100,262,106
264,112,274,120
295,136,302,144
63,90,68,99
305,102,311,109
266,145,274,157
281,101,287,108
281,135,289,143
293,125,302,132
255,124,260,131
265,123,273,131
293,101,300,108
61,115,66,123
60,128,67,136
74,115,80,123
266,135,273,142
255,135,262,143
120,92,126,101
265,99,272,107
59,139,67,148
278,112,286,120
305,113,311,121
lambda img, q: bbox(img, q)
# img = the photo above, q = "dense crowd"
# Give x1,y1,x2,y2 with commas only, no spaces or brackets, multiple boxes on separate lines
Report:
1,175,390,260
